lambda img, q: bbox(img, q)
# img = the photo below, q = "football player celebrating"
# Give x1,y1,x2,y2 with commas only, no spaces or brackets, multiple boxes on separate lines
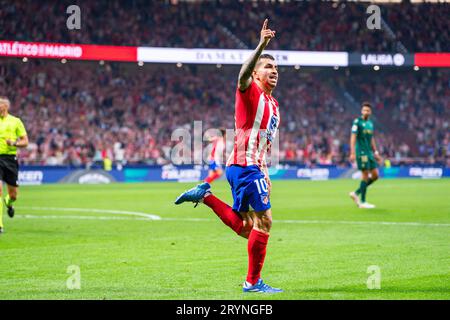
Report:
175,19,282,293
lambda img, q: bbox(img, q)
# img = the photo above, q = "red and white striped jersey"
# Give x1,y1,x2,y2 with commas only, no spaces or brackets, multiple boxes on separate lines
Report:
210,137,225,165
226,81,280,167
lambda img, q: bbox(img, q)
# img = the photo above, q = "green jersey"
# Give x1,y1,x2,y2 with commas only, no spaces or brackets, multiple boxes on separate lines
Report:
0,114,27,155
351,117,374,155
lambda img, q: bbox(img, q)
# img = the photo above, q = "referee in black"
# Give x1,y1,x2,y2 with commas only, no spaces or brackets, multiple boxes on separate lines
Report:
0,96,29,234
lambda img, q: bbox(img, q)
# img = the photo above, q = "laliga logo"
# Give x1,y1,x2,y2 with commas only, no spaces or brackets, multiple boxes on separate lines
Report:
361,53,405,66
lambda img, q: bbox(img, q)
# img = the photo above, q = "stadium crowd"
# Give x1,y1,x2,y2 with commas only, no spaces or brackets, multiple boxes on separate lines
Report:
0,60,448,167
1,0,448,52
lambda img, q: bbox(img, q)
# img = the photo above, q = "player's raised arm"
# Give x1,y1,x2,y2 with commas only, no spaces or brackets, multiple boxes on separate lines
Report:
238,19,276,91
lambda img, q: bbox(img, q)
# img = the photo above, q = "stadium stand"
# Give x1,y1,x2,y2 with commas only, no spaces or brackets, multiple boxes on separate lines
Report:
0,60,448,166
0,0,448,52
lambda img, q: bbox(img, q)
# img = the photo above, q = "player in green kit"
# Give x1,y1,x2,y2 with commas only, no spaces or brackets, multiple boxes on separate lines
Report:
349,102,382,209
0,96,29,234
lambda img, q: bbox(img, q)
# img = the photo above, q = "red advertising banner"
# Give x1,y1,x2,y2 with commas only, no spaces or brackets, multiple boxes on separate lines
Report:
81,44,137,61
414,53,450,67
0,41,137,62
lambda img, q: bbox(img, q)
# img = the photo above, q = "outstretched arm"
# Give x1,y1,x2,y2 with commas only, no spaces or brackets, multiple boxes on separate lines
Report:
238,19,276,91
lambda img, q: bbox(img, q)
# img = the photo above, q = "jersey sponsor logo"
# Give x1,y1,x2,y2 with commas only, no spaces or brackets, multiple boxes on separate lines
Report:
260,116,279,143
267,115,279,142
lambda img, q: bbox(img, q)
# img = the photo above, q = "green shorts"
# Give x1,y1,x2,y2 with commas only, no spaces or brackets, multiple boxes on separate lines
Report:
356,152,378,171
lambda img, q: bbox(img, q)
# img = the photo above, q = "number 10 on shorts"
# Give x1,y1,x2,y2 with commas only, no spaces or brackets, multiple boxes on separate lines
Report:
254,178,268,194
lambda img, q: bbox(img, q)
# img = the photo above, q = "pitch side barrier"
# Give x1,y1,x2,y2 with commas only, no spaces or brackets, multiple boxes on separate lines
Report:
17,165,450,185
1,41,449,67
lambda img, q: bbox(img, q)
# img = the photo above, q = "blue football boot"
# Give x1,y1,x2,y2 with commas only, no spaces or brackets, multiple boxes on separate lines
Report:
243,279,283,293
174,182,211,207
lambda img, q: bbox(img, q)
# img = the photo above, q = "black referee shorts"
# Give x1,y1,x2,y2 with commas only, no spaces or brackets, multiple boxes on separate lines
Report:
0,155,19,187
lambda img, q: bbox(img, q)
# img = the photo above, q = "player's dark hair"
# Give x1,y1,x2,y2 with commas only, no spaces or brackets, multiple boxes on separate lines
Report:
219,127,226,137
255,54,276,69
361,101,372,109
259,54,275,61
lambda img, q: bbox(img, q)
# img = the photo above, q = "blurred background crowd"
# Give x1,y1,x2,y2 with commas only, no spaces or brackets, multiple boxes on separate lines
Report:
1,0,448,52
0,0,448,167
1,60,448,166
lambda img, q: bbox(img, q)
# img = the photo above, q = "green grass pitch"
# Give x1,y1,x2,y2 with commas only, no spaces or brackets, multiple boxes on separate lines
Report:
0,179,449,300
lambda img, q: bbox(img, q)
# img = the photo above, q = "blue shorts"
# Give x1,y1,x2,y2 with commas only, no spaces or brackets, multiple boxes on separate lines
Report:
225,165,271,213
208,160,222,171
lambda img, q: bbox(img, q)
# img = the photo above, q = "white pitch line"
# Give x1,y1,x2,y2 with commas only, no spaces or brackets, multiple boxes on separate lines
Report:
17,215,150,221
20,206,161,220
275,219,450,228
15,210,450,228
